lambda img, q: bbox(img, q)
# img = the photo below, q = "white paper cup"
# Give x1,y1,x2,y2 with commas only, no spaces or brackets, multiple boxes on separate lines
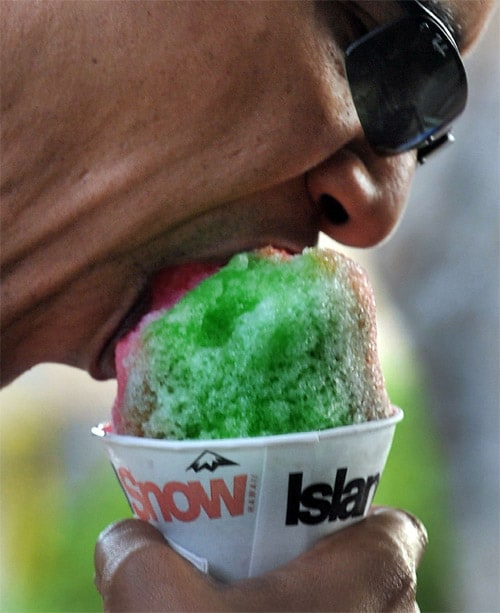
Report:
92,407,402,581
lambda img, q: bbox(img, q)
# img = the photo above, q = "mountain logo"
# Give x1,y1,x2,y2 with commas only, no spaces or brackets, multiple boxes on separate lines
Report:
187,450,239,473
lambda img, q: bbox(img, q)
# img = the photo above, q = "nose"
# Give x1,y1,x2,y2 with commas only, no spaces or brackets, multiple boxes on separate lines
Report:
306,144,416,248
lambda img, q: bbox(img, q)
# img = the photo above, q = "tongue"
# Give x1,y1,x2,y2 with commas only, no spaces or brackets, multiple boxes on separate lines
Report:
112,262,220,430
149,262,221,312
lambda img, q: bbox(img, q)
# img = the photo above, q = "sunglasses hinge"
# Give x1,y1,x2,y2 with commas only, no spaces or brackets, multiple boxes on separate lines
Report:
417,132,455,164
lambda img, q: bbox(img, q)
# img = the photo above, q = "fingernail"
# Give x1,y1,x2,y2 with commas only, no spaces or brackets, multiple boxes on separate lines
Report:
371,506,392,515
402,510,428,550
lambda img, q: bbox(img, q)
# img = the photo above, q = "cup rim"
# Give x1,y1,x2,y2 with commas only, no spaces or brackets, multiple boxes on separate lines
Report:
92,406,403,450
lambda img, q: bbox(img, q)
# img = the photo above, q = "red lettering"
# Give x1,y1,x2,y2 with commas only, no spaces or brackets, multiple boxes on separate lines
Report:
117,469,248,523
188,474,247,519
117,467,158,521
163,481,199,522
138,480,171,522
210,474,247,517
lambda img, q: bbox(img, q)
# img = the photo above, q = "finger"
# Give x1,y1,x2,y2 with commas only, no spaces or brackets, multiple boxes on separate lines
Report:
94,519,165,597
369,506,428,565
95,510,427,612
226,508,427,612
94,519,226,612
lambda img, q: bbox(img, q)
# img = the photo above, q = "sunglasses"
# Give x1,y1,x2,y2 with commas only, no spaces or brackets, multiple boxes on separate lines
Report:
344,0,468,164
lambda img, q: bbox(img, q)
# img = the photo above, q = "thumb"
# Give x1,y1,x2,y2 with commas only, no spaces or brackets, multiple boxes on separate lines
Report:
94,519,223,612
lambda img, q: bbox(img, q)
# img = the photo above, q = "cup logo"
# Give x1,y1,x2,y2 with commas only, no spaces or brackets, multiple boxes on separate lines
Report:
117,466,248,522
116,464,379,527
186,450,239,473
285,469,380,526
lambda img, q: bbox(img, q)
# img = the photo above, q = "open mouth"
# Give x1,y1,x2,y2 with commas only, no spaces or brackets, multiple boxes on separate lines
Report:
91,261,223,381
91,285,153,381
92,245,302,381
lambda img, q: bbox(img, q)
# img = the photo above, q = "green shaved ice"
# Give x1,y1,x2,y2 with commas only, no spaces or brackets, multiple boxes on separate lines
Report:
121,248,389,439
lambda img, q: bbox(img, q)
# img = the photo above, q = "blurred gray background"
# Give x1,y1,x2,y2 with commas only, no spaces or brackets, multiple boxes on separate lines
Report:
373,9,500,611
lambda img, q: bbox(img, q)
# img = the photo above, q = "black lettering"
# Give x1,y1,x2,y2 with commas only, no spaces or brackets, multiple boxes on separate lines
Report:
286,473,332,525
355,473,380,516
328,468,347,521
298,483,333,525
285,473,303,525
286,470,380,526
338,478,365,520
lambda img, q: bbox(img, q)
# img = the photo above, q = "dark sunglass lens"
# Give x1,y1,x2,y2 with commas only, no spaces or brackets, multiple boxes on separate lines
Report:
345,16,467,153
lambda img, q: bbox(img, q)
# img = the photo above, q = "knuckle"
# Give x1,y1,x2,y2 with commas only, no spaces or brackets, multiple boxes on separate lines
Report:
386,563,418,612
376,546,419,612
98,540,163,611
364,520,419,611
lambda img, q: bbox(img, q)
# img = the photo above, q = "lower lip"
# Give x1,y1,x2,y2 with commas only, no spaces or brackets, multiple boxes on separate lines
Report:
91,287,153,380
90,261,222,380
90,349,115,381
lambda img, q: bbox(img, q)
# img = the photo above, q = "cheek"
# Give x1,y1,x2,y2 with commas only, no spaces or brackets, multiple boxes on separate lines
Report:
377,154,416,235
388,154,416,203
180,4,353,179
104,2,357,224
210,46,352,193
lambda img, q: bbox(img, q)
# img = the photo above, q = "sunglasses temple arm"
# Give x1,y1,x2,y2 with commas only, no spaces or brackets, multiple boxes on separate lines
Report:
417,131,455,164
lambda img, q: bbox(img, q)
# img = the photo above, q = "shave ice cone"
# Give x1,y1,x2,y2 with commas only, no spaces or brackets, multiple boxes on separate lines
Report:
93,247,402,579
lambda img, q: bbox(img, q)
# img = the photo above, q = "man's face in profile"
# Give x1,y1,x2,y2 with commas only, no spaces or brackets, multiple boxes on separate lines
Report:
0,0,495,384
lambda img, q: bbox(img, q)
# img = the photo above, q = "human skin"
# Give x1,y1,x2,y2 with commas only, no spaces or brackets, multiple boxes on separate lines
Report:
95,511,427,612
0,1,492,386
1,0,494,611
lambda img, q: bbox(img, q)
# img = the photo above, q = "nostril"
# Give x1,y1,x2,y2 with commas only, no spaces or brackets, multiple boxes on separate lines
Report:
318,194,349,225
